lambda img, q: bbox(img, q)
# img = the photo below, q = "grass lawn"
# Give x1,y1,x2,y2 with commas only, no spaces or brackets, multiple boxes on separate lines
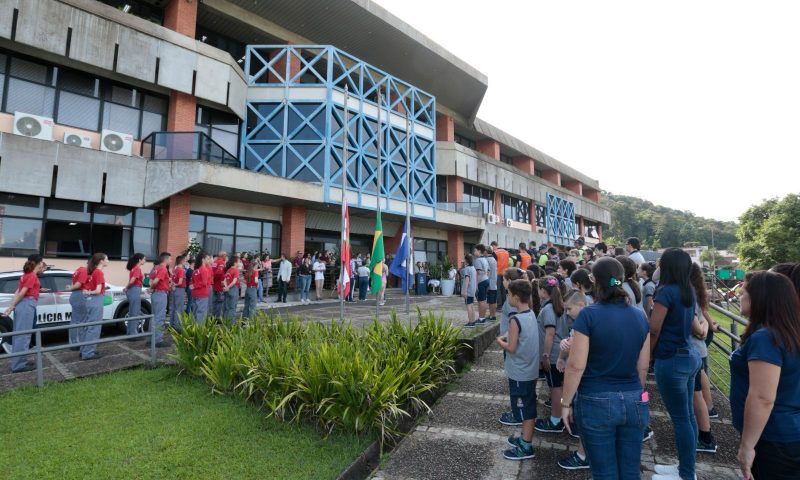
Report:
0,367,372,479
706,308,747,396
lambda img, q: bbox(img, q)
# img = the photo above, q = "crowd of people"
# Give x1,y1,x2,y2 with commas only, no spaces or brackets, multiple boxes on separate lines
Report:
473,237,799,480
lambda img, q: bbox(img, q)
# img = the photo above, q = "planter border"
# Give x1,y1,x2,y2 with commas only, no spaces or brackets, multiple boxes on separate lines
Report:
336,322,500,480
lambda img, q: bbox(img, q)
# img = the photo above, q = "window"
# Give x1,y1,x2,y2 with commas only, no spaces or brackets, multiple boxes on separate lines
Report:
454,133,476,150
413,238,448,264
196,106,240,157
196,26,246,65
584,221,601,239
436,175,448,203
463,183,494,215
189,213,281,256
97,0,164,24
500,153,513,165
535,204,547,228
501,194,531,224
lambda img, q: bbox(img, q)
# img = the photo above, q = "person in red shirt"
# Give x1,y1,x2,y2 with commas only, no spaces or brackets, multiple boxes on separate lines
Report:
124,253,146,339
147,252,171,348
211,251,228,320
170,255,187,331
79,253,108,361
242,260,261,321
222,255,240,321
67,261,89,348
5,254,45,373
190,252,213,323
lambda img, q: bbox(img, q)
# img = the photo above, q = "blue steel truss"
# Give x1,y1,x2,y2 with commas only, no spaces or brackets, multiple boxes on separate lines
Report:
242,45,437,219
545,193,576,246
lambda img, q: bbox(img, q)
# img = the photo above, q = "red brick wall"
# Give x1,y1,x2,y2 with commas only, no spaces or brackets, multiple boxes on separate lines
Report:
158,191,191,255
446,176,463,202
447,230,464,265
436,114,454,142
541,169,561,186
512,155,535,175
384,222,404,257
167,91,196,132
565,179,583,196
584,188,601,203
597,224,603,240
476,139,500,160
281,205,306,257
164,0,197,37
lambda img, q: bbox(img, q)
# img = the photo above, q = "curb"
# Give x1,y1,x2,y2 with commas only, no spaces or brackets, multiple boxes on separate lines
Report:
336,322,500,480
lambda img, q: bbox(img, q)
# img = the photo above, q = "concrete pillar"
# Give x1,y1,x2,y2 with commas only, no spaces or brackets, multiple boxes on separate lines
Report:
158,191,191,255
565,179,583,196
164,0,197,37
447,230,464,265
446,176,463,202
541,169,561,186
512,155,535,175
578,217,585,237
494,190,502,217
281,205,306,258
529,200,536,228
598,224,603,240
476,139,500,161
436,114,454,142
584,188,601,203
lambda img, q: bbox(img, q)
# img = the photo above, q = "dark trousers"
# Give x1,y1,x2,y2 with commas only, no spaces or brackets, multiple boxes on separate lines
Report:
753,439,800,480
278,279,289,302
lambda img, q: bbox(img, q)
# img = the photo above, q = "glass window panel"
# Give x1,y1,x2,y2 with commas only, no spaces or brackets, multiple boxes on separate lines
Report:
0,194,44,217
46,199,90,222
189,214,205,232
107,85,136,106
206,216,234,234
266,239,280,257
44,221,91,257
141,111,164,139
102,102,140,137
426,240,437,251
133,227,158,258
57,91,100,130
9,57,48,83
135,209,156,228
0,218,42,256
91,224,130,259
263,222,280,239
235,236,261,253
58,69,97,96
6,78,56,117
143,94,167,114
236,219,261,237
0,74,5,106
413,239,425,251
0,53,6,73
93,204,133,225
210,128,238,157
204,234,233,254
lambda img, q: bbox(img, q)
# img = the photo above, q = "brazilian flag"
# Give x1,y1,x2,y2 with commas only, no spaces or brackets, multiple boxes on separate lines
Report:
369,211,385,294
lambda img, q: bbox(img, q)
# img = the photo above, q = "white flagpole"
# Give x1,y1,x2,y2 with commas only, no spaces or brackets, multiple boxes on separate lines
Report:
340,85,349,324
404,112,411,318
376,89,383,320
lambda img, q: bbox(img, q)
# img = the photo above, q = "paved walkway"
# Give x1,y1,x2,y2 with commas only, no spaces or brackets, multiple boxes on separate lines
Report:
372,341,742,480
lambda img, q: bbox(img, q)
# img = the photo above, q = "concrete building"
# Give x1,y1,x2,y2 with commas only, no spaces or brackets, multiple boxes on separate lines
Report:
0,0,610,283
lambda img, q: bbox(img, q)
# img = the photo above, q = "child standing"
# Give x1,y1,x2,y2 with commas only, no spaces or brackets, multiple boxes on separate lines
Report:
497,268,528,427
535,275,568,433
497,279,539,460
462,254,477,328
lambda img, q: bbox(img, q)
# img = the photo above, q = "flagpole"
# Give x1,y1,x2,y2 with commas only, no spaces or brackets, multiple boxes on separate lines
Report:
340,85,349,324
404,112,411,318
376,89,383,320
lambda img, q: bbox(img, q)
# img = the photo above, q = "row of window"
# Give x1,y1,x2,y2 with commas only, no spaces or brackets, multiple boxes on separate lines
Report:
189,213,281,258
413,238,448,264
0,194,159,259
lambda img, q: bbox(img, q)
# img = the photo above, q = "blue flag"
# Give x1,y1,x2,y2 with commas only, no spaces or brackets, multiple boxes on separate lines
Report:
389,219,413,290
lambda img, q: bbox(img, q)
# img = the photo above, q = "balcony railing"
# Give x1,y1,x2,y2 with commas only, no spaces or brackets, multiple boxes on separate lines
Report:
436,202,484,217
141,132,239,167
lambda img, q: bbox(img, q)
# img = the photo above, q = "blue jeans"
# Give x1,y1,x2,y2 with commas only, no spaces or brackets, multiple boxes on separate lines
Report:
257,278,263,303
298,275,311,301
655,349,702,480
125,286,142,336
150,291,167,344
576,389,649,480
358,277,369,301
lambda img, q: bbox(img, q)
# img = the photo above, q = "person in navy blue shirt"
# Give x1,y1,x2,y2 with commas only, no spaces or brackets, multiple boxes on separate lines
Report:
648,248,701,480
730,271,800,480
561,257,650,480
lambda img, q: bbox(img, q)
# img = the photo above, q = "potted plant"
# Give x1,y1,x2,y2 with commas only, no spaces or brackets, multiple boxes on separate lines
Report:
439,255,456,296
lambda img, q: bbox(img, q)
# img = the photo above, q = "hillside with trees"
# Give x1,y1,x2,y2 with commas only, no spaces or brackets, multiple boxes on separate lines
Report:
601,192,738,250
735,193,800,270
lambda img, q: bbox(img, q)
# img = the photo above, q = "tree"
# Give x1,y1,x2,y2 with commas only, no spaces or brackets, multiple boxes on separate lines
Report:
736,194,800,270
699,248,723,266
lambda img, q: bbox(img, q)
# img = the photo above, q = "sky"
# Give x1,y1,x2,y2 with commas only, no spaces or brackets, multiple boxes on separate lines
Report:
372,0,800,222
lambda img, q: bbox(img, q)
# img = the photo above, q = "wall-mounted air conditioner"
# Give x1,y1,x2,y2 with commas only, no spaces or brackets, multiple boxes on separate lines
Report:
537,227,547,234
13,112,54,141
486,213,499,224
63,132,92,148
505,219,514,227
100,129,134,156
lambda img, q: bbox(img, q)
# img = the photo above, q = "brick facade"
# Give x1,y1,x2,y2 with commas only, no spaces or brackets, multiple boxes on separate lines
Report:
164,0,198,37
436,114,455,142
446,176,463,202
281,205,306,258
447,230,464,265
476,139,500,161
564,179,583,196
541,169,561,186
158,191,191,255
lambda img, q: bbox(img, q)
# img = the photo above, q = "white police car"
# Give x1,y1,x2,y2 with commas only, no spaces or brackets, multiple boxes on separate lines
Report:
0,269,151,352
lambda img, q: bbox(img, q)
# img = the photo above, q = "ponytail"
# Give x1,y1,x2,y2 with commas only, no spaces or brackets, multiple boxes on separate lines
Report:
87,253,106,274
537,275,565,316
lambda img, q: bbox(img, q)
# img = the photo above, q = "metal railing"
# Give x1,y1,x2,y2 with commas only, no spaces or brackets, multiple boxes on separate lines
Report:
140,131,239,167
1,314,155,387
436,201,485,216
706,302,747,395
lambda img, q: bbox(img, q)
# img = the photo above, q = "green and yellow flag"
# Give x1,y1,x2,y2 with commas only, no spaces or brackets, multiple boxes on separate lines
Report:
369,211,385,294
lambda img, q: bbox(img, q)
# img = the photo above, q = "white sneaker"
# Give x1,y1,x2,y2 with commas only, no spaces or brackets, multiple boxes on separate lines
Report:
654,465,679,475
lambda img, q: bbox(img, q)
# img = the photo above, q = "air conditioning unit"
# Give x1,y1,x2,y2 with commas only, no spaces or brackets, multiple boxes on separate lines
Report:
13,112,54,141
486,213,499,224
100,129,134,156
63,132,92,148
505,219,514,227
537,227,547,234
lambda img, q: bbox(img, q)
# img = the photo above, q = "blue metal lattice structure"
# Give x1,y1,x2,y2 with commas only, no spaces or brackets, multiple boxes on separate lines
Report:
242,45,437,219
545,193,576,246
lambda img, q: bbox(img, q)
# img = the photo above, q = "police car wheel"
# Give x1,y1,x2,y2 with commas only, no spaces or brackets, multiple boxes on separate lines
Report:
116,304,151,334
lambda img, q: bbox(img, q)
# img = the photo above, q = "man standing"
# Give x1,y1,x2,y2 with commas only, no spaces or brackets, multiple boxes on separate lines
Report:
147,252,171,348
212,251,227,320
473,244,490,324
486,245,498,322
625,237,646,265
537,244,549,266
277,253,292,302
293,250,303,268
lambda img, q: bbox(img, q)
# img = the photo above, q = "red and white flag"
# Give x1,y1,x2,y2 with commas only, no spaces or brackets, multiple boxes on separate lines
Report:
339,200,351,299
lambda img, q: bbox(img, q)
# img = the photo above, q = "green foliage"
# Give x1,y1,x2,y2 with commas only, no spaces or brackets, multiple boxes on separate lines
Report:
169,309,463,442
699,247,723,266
602,192,738,250
735,193,800,270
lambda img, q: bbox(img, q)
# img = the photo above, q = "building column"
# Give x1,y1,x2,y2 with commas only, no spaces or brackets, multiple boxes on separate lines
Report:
158,191,191,255
476,138,500,161
542,169,561,186
447,230,464,264
281,205,306,257
597,224,603,241
164,0,197,134
584,188,601,203
446,176,463,202
565,179,583,196
512,155,535,175
578,217,585,238
494,190,502,217
436,114,454,142
164,0,197,37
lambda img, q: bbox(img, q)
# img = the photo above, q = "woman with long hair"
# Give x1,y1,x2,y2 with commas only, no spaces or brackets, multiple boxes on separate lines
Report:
124,253,146,338
170,255,187,331
67,259,89,348
312,255,326,301
222,255,240,321
190,252,212,323
769,262,800,298
561,257,650,479
535,275,567,433
147,252,171,348
4,254,46,372
298,256,313,305
616,255,643,311
80,253,109,360
570,269,595,305
242,260,260,321
688,263,718,454
649,248,701,480
731,271,800,480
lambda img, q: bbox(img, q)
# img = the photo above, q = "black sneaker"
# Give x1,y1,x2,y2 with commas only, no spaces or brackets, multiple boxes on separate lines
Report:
697,437,718,453
463,321,477,329
81,353,103,361
642,426,654,442
476,317,487,324
498,411,523,426
503,444,535,460
488,316,497,322
11,364,35,373
708,407,719,419
506,435,524,448
558,451,590,470
544,399,552,409
535,418,565,433
567,423,580,438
